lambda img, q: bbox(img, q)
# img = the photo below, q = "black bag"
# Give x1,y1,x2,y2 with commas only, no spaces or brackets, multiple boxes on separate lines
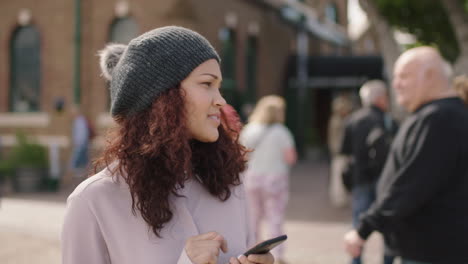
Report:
341,159,354,192
341,125,393,193
365,125,393,178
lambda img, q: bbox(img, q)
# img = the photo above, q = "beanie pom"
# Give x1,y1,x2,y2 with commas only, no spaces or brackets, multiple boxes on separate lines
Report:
98,43,127,81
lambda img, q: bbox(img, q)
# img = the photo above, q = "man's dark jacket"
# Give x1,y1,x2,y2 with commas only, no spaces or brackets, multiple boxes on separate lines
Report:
341,106,398,186
357,97,468,263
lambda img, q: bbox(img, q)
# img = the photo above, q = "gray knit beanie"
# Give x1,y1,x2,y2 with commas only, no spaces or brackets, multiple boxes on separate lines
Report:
99,26,220,117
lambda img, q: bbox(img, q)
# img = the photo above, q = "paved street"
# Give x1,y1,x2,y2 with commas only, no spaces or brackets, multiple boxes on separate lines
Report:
0,197,64,264
281,161,386,264
0,160,388,264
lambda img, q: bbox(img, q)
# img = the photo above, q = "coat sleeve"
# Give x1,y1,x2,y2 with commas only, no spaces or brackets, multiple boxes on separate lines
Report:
61,195,111,264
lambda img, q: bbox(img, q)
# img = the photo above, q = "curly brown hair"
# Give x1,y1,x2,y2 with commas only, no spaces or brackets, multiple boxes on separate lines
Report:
94,87,247,237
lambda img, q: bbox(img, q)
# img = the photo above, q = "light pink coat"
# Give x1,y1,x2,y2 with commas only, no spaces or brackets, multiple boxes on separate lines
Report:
61,168,255,264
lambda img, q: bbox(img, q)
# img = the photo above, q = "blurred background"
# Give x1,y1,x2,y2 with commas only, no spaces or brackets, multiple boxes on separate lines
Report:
0,0,466,263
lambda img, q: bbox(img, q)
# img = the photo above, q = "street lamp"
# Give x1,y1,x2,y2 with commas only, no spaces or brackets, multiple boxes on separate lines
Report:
280,4,309,158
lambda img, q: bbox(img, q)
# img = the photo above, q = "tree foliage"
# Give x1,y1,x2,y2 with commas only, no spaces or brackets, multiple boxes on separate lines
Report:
375,0,468,62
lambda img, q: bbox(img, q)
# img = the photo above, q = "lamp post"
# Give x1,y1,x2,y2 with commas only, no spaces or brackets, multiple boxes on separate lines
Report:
73,0,82,105
296,22,308,158
279,3,309,158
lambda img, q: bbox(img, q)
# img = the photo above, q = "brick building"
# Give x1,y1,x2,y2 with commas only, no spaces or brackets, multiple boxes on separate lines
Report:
0,0,350,187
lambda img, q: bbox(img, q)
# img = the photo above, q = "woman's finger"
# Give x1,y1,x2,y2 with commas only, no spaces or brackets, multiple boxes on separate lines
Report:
237,254,255,264
228,256,241,264
247,252,275,263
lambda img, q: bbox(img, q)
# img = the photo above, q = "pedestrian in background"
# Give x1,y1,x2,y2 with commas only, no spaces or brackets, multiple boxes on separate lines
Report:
327,94,353,208
240,95,297,264
454,74,468,104
69,105,91,181
62,26,274,264
340,80,398,264
344,46,468,264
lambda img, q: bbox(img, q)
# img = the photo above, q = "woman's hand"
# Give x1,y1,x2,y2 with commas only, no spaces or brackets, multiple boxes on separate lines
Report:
185,231,228,264
227,253,274,264
283,147,297,166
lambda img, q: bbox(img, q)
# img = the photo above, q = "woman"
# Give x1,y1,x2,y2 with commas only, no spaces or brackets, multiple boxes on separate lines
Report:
69,105,91,185
327,95,353,207
240,95,297,264
61,26,274,264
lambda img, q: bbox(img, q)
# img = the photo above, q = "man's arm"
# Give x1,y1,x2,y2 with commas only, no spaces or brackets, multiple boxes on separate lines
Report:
357,113,456,239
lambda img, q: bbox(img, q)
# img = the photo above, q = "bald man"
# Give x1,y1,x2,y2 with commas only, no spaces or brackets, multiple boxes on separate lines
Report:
344,47,468,264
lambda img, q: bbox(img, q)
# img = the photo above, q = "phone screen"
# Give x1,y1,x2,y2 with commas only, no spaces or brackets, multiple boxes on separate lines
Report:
243,235,288,256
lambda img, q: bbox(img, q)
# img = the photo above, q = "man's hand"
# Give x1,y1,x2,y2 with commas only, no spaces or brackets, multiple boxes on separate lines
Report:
344,230,365,258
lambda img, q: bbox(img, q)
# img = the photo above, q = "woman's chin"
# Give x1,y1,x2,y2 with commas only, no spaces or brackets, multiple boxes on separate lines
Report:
194,131,219,143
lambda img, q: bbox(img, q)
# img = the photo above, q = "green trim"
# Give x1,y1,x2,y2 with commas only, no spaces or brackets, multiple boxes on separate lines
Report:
245,36,257,104
73,0,82,104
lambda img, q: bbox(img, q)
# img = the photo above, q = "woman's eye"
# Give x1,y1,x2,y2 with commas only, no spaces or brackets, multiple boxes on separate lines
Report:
201,82,211,87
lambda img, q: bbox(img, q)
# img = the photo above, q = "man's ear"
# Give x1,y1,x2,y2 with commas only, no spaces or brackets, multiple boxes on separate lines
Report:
423,66,436,83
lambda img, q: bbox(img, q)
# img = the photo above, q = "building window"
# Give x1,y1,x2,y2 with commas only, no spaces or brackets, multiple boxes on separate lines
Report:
109,16,138,44
219,28,236,85
106,16,138,110
219,27,238,108
9,25,41,112
364,38,376,54
245,35,257,104
325,3,339,24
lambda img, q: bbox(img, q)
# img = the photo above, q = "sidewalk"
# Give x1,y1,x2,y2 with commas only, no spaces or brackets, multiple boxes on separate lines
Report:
281,160,385,264
0,160,387,264
0,198,64,264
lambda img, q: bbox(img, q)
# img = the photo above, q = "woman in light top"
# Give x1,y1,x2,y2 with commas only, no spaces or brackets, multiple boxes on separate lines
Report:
327,95,353,207
240,95,297,264
61,26,274,264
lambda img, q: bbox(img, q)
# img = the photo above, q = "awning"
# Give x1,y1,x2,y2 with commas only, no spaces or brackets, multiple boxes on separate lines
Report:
306,55,383,77
285,55,384,88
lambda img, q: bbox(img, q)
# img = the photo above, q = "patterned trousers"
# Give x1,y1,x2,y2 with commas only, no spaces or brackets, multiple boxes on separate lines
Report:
245,172,289,260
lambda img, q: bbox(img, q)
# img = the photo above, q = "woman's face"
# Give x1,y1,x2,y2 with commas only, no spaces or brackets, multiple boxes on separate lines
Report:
181,59,226,142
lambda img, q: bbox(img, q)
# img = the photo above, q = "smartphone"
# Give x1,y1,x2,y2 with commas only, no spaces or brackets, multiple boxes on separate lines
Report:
243,235,288,256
